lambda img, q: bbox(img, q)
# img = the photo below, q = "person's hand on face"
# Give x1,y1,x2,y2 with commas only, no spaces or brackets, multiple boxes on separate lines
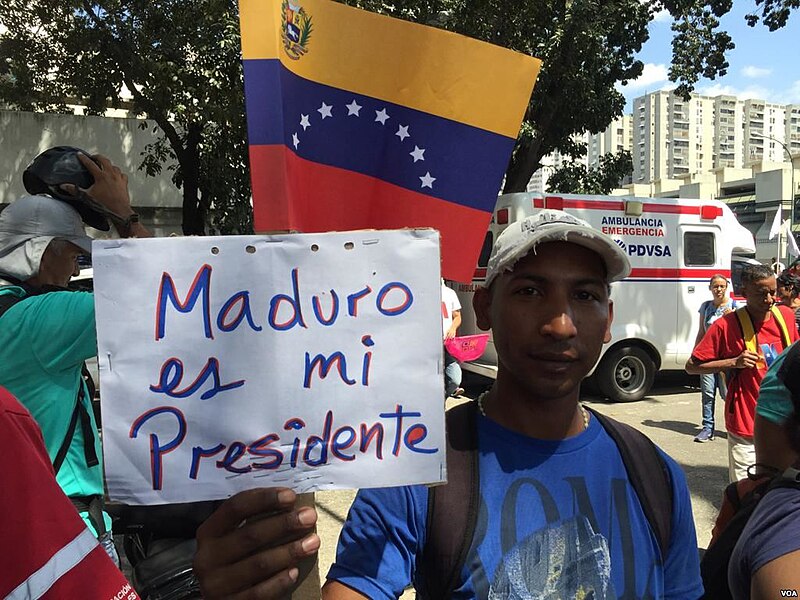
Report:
193,487,320,600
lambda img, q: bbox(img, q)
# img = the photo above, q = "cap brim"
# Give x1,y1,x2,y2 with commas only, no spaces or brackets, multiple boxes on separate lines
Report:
65,234,93,255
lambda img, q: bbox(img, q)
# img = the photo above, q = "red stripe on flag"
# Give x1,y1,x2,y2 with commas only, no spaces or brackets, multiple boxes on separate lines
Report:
250,145,492,283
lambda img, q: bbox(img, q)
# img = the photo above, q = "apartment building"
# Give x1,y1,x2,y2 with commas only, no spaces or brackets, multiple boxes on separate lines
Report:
624,90,800,184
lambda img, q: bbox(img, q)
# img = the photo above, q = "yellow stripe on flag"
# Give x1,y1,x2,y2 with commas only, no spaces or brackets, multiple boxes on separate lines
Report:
239,0,540,138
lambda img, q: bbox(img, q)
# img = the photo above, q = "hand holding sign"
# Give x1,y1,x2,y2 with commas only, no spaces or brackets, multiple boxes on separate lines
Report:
194,488,319,599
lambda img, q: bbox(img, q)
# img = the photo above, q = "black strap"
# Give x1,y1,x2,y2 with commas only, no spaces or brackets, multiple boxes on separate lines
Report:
52,394,82,474
586,407,673,559
419,401,479,600
52,383,99,473
0,291,27,318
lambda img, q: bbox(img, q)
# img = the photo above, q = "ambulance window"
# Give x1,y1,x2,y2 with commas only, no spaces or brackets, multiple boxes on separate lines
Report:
684,232,715,266
478,232,493,268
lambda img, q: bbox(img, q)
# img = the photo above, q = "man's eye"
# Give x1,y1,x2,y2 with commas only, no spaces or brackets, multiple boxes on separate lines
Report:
516,286,539,296
576,290,600,301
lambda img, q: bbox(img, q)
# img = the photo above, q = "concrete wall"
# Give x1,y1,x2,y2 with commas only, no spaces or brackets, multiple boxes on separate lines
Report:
0,110,182,236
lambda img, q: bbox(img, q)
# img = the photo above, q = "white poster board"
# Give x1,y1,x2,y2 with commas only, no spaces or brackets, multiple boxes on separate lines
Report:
93,230,446,504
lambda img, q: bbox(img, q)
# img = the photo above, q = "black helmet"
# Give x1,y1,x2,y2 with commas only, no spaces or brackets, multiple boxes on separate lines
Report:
22,146,110,231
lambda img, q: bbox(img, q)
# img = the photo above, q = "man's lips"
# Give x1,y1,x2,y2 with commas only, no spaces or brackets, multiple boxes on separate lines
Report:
530,352,579,363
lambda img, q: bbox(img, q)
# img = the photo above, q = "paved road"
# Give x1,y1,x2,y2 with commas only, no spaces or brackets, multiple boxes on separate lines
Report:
312,371,726,595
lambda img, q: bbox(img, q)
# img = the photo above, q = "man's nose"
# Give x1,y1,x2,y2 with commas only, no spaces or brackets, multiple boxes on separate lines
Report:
540,304,578,339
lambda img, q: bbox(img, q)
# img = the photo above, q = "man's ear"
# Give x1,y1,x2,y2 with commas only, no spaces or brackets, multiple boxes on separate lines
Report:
604,299,614,344
473,286,492,331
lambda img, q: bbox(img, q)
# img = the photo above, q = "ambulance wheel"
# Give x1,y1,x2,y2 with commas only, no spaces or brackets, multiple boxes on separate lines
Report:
595,346,655,402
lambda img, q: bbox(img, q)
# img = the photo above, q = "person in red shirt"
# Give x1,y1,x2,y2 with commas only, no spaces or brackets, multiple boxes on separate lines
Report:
0,385,138,600
686,263,798,482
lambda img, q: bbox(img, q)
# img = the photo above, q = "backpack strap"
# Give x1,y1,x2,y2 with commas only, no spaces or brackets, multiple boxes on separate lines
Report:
418,401,479,600
0,289,27,318
770,305,792,349
586,407,673,560
51,380,99,474
735,307,758,354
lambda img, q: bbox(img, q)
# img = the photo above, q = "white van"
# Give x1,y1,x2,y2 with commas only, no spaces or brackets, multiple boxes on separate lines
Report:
451,192,757,402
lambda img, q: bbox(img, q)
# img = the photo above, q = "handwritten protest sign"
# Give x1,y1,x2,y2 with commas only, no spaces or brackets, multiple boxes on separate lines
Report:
93,230,446,504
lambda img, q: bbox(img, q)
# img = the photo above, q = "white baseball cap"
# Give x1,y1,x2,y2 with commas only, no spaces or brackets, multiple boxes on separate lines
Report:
484,209,631,287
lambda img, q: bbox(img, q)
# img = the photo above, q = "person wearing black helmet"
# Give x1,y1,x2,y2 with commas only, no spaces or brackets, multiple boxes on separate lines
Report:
0,149,151,565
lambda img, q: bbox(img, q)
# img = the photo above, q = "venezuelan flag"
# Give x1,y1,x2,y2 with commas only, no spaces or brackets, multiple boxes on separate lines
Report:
239,0,540,282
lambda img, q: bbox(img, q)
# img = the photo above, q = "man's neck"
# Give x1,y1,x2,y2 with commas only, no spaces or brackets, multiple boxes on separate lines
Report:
746,304,771,323
483,376,586,440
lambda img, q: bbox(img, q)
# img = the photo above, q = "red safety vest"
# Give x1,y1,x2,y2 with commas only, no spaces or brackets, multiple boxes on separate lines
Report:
0,387,138,600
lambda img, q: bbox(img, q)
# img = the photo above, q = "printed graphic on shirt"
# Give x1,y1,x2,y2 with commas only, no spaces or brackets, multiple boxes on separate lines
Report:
464,475,660,599
488,516,614,599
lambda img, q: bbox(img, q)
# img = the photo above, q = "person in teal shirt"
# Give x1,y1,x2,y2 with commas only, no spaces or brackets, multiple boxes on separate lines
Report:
0,149,150,563
755,341,799,473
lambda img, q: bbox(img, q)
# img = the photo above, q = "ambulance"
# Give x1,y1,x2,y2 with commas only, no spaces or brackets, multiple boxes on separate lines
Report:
452,192,757,402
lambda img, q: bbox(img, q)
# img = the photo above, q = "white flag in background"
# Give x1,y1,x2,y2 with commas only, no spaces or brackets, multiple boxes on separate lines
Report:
770,204,783,240
786,221,800,258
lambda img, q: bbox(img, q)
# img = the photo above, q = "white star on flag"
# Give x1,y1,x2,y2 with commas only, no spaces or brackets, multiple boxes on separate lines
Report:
300,114,311,130
410,146,425,162
318,102,333,119
292,133,300,149
375,108,390,125
396,125,410,141
346,100,362,116
420,172,436,189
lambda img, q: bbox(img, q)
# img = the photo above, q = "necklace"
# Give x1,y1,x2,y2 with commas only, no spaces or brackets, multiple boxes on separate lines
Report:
476,390,590,431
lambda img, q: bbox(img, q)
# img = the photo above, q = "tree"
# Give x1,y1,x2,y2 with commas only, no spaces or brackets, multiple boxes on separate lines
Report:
547,150,633,195
343,0,795,193
0,0,252,235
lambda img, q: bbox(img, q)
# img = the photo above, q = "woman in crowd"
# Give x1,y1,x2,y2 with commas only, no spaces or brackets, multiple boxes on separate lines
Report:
692,274,737,442
777,269,800,335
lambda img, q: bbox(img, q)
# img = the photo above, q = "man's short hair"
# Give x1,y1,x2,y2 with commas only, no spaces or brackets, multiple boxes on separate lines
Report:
741,263,775,287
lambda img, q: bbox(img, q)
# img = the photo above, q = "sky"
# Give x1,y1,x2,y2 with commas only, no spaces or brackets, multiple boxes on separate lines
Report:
618,2,800,111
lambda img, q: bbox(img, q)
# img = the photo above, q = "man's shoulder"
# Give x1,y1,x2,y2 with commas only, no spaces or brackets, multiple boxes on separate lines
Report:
8,289,93,312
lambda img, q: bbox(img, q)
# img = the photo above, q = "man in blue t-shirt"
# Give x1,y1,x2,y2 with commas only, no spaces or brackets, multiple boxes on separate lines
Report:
322,210,703,599
187,210,703,598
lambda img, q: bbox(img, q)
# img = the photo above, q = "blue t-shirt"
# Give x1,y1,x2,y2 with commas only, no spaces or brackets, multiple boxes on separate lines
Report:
328,413,703,599
729,483,800,599
699,298,737,332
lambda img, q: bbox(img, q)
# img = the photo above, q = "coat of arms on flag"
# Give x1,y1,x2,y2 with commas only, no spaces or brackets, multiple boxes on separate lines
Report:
281,0,312,59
